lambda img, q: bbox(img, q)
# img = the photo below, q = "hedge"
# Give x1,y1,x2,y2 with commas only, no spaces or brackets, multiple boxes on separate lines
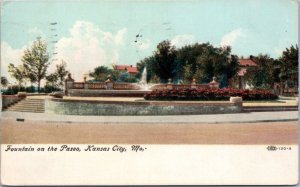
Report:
144,88,278,101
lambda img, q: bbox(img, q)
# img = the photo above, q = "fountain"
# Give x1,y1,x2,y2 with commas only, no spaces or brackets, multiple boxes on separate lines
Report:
138,67,149,90
140,67,147,84
45,74,242,115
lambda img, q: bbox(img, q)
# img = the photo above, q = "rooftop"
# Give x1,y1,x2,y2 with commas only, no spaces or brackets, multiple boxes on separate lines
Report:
114,65,138,74
239,59,257,67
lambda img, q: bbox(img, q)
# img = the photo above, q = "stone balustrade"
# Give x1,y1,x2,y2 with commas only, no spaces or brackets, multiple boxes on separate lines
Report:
113,83,139,90
73,82,85,89
64,73,221,96
150,83,210,90
88,82,106,89
71,82,140,90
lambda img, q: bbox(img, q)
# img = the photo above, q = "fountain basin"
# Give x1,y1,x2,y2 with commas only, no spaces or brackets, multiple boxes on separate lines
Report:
45,97,242,116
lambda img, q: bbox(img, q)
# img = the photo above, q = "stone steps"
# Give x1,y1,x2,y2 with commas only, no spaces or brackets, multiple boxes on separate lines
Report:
4,98,45,113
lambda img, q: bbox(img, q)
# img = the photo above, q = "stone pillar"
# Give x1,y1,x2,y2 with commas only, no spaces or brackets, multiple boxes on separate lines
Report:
83,77,88,90
64,73,74,96
191,78,197,89
230,96,243,108
105,75,114,90
167,78,173,90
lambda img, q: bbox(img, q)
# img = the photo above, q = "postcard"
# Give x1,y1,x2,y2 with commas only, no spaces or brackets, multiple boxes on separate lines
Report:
0,0,298,185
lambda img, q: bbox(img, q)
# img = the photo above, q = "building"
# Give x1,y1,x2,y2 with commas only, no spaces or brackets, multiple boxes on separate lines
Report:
235,58,258,89
113,65,138,76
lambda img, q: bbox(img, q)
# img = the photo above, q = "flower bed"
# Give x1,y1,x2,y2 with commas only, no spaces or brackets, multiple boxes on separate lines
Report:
144,88,278,101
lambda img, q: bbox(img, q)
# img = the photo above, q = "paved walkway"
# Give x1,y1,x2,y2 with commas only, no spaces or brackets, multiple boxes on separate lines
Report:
0,111,298,124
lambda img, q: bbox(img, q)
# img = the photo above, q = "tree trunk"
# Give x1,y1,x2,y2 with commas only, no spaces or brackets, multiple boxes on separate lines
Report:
38,80,41,93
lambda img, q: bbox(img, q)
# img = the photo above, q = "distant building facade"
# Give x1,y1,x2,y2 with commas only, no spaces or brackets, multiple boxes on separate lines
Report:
231,58,258,89
113,65,138,76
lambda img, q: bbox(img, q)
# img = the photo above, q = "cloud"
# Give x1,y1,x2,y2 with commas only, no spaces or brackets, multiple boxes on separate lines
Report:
54,21,128,81
0,42,25,83
171,34,195,48
114,28,127,45
2,21,129,84
28,27,45,38
137,39,151,50
273,48,283,57
220,28,246,47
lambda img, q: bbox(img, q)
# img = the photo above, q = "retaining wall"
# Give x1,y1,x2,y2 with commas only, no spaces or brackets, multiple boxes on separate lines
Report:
2,95,21,108
45,98,242,116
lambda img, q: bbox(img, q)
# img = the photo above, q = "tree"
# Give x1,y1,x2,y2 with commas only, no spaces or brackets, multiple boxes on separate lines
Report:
177,42,213,82
176,43,239,86
190,45,239,87
153,40,177,83
46,73,58,88
8,63,25,87
245,54,276,89
46,60,69,91
182,64,194,83
136,56,157,83
278,45,298,88
1,76,8,88
118,72,137,82
89,66,111,82
55,60,69,88
137,41,239,86
22,37,50,92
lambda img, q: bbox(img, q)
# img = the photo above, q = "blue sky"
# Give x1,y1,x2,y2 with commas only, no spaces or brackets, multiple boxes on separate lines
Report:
1,0,298,82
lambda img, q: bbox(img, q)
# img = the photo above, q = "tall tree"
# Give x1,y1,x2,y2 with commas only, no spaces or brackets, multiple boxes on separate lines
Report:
177,42,213,82
46,60,69,89
279,45,298,88
22,37,50,92
55,60,69,88
8,63,25,87
251,54,276,89
193,45,239,86
153,40,177,83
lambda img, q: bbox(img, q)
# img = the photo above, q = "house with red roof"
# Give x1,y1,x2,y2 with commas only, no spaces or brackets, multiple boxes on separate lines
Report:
113,65,138,76
234,58,258,89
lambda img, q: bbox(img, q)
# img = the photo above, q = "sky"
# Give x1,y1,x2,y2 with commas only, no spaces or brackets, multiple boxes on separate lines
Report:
1,0,298,82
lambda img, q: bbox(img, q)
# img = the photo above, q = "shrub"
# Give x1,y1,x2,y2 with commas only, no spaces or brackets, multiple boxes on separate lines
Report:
2,85,25,95
25,86,36,93
49,91,64,98
17,92,27,99
144,88,278,101
44,85,61,93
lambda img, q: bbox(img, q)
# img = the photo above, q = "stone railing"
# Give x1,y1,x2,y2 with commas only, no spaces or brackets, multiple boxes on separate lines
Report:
113,83,140,90
64,74,142,95
150,83,211,90
73,82,85,89
88,82,106,89
195,84,211,89
150,84,168,90
173,84,192,90
283,88,298,95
